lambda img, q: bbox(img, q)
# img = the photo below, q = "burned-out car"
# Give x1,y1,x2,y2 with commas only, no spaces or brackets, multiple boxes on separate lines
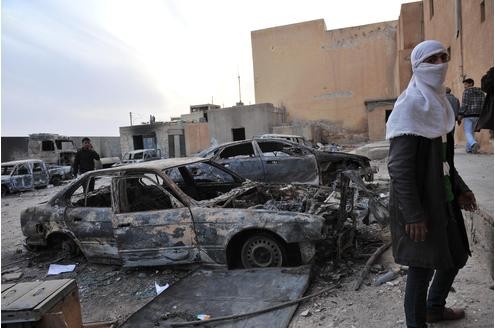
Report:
2,160,51,196
20,158,371,269
198,138,376,185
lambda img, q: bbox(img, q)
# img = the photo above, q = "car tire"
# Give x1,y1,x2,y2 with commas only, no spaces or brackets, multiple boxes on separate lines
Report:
1,186,7,197
51,176,62,186
60,238,80,257
48,235,80,258
240,233,287,268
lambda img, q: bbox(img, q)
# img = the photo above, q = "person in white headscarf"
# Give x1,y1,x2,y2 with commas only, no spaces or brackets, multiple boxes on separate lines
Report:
386,40,477,328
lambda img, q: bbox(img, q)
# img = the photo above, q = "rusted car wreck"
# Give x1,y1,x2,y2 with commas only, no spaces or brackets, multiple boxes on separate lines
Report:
198,138,376,185
21,158,381,268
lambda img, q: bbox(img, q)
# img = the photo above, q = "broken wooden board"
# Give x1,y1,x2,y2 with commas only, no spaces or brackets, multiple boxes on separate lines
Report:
120,265,311,328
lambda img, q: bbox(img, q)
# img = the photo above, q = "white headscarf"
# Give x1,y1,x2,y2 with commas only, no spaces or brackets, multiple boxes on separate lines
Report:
386,40,455,139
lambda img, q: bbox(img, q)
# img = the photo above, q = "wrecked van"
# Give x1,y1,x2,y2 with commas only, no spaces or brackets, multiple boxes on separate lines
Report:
198,138,375,185
22,158,355,268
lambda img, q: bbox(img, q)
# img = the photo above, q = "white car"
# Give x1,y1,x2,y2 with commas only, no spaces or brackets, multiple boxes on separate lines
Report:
113,149,162,167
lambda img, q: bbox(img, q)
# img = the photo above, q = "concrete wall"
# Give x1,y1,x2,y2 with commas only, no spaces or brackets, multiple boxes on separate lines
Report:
366,99,396,141
119,122,186,158
396,2,424,94
252,19,398,135
207,103,285,144
1,137,29,162
184,123,210,155
71,136,121,158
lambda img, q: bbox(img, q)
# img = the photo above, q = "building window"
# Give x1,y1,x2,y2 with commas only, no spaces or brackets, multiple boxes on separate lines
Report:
481,0,486,22
429,0,434,19
41,140,55,151
232,128,246,141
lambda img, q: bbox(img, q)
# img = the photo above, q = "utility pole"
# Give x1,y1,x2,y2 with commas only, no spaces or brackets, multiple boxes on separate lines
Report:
238,72,242,104
129,112,133,126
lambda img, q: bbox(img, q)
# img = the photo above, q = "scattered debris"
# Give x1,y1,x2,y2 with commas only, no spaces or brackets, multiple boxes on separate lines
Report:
47,263,76,275
155,282,169,295
353,241,392,291
374,268,400,287
300,310,312,317
2,271,23,281
196,314,211,320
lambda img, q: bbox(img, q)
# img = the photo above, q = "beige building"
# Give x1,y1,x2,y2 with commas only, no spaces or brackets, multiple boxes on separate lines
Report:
252,19,397,141
251,0,493,145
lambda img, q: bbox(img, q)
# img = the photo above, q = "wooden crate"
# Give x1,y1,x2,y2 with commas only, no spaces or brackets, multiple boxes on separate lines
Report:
2,279,82,328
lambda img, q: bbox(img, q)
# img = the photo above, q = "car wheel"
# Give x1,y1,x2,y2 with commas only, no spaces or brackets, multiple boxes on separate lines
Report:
240,233,287,268
51,176,62,186
60,238,80,257
48,235,80,258
1,186,7,197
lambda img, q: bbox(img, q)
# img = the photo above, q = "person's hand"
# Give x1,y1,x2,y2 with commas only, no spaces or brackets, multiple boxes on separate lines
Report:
457,191,477,211
405,221,428,242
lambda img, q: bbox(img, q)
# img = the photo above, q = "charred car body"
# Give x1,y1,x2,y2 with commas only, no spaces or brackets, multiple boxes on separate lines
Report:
1,159,67,196
20,158,377,268
197,138,375,185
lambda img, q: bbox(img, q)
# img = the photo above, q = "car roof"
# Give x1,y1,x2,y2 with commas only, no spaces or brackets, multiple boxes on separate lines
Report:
126,149,157,154
258,134,305,139
1,159,44,166
96,157,209,173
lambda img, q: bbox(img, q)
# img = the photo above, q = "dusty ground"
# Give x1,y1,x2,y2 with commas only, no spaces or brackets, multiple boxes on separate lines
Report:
1,158,493,327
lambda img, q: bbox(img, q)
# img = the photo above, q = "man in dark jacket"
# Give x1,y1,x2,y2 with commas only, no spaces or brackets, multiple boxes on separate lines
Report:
73,137,100,191
386,40,477,328
475,67,494,132
459,78,485,153
445,87,460,133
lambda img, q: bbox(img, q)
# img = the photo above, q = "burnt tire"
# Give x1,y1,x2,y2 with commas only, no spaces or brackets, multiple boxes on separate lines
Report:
48,235,81,258
61,238,80,257
240,233,287,268
51,176,62,186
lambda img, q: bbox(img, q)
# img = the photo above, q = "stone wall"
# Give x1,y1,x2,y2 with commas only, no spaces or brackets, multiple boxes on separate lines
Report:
207,103,285,144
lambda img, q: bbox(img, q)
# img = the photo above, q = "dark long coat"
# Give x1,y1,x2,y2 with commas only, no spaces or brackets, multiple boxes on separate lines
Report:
388,133,471,270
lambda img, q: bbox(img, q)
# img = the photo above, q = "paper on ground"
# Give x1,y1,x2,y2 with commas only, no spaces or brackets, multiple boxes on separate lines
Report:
155,282,170,295
47,264,76,275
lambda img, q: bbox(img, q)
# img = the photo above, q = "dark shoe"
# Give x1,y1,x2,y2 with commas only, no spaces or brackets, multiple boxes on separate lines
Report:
472,143,480,154
426,307,465,323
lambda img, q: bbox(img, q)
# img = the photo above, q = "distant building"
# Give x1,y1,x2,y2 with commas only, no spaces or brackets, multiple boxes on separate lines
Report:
119,103,286,157
180,103,220,123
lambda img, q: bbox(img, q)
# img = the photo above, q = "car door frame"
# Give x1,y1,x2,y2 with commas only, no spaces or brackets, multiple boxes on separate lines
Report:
63,172,120,263
110,170,199,267
11,162,34,191
31,161,49,188
254,139,321,185
212,140,265,182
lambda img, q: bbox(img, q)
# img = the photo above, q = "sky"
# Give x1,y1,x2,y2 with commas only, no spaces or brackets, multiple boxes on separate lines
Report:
1,0,417,136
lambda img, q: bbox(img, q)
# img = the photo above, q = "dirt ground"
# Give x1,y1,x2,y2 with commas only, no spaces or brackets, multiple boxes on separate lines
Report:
1,160,493,327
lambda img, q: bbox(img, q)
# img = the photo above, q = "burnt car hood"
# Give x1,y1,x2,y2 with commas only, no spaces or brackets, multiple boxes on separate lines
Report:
315,151,370,166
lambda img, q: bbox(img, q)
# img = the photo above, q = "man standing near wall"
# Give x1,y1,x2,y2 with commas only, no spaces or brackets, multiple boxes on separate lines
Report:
458,78,485,153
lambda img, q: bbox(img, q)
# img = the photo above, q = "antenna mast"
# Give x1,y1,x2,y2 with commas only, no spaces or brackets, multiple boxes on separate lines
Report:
237,68,242,104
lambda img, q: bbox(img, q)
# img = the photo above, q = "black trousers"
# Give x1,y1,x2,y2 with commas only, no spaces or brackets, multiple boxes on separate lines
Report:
404,266,459,328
